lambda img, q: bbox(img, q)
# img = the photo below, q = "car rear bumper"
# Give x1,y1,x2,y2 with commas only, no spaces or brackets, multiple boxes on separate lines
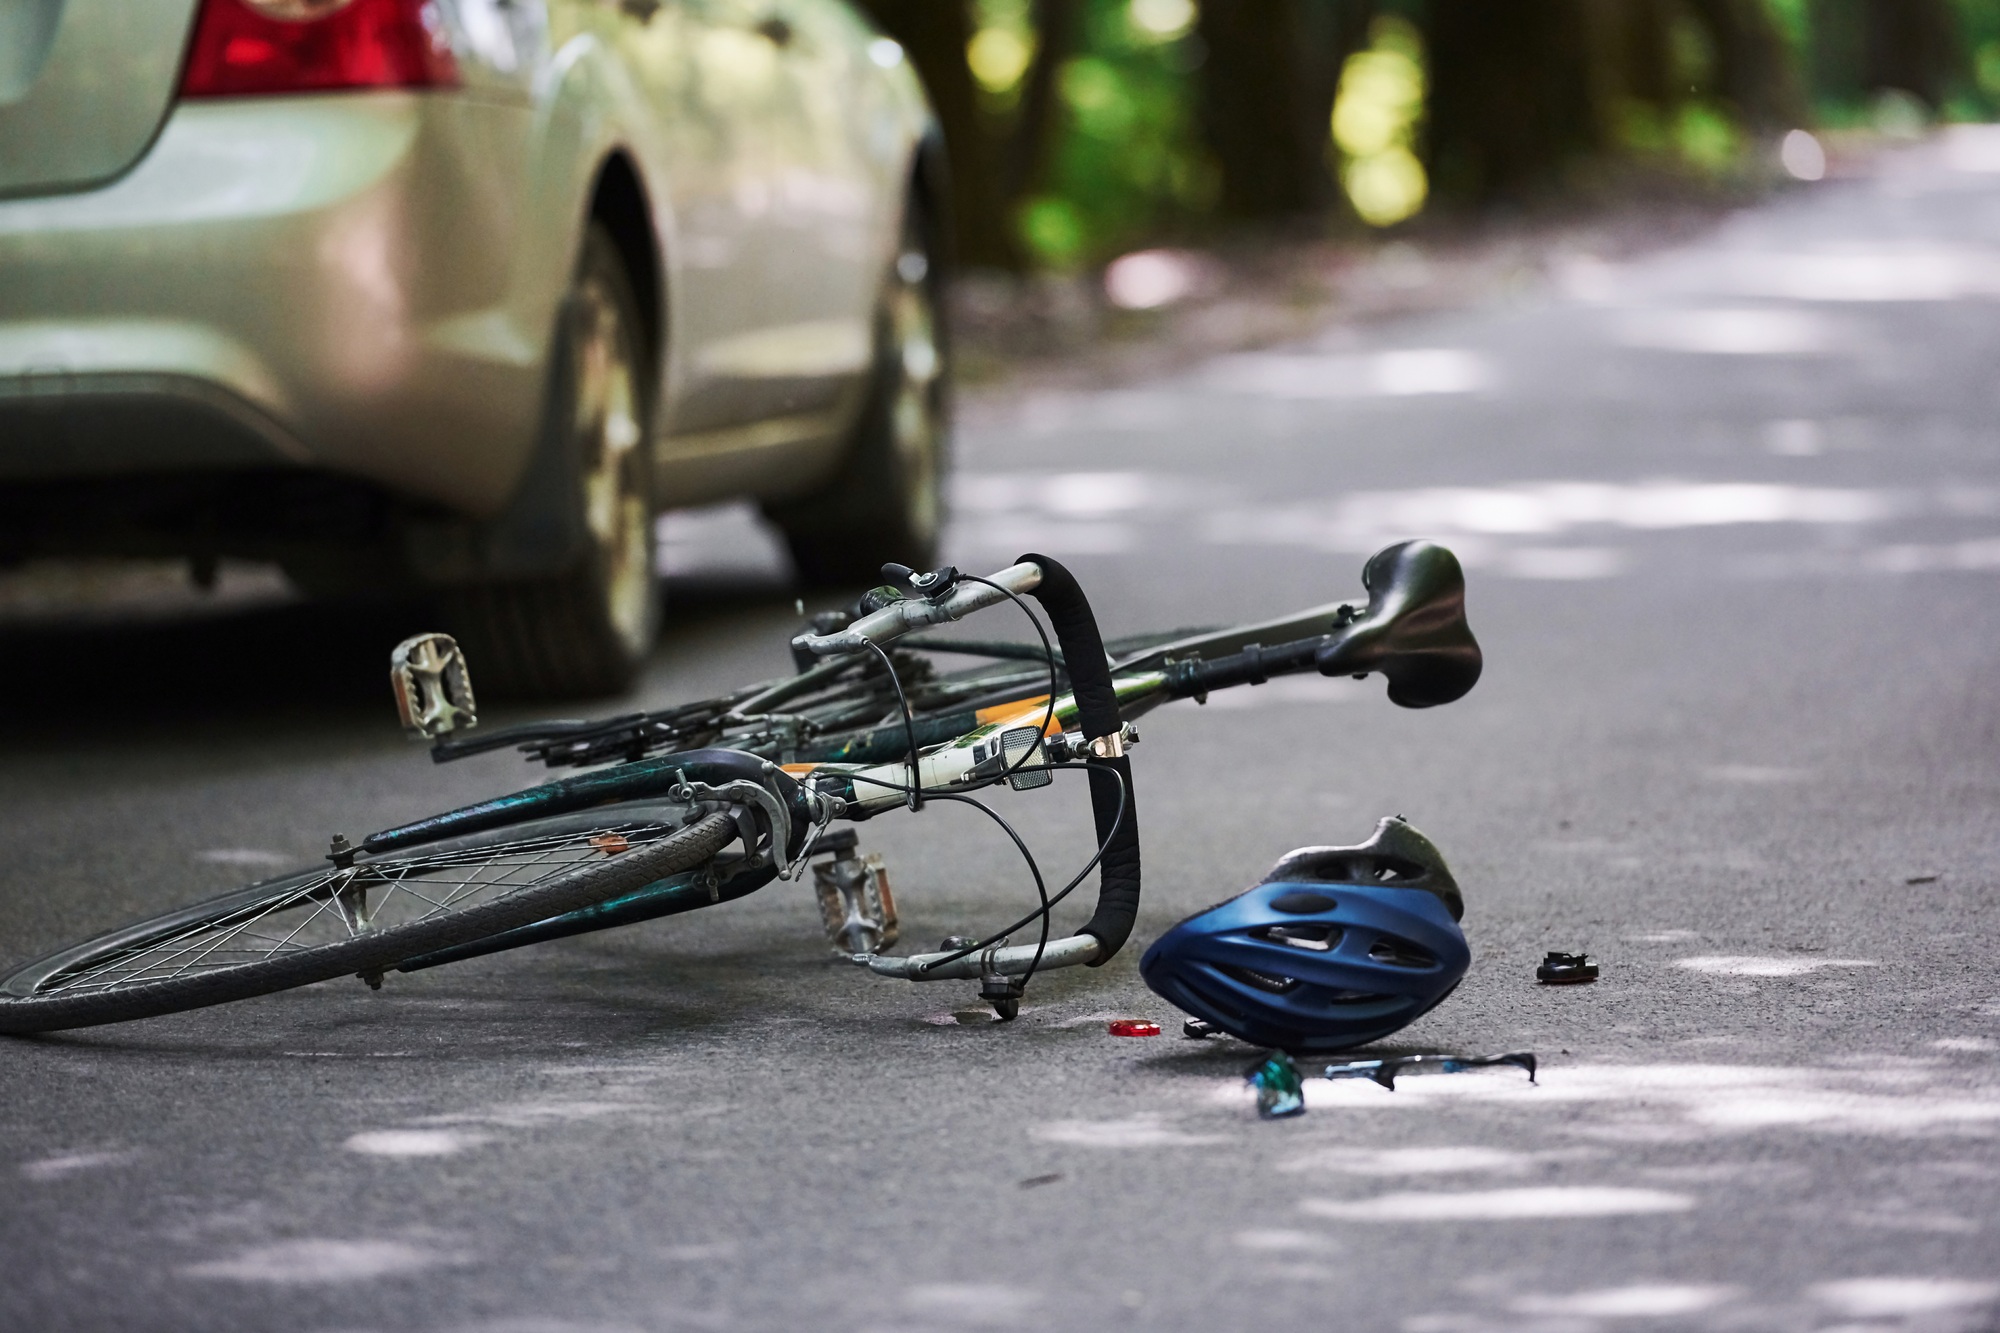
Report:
0,92,551,518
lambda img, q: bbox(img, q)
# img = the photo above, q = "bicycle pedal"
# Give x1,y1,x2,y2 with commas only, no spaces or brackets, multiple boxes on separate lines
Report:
810,833,898,956
390,633,477,740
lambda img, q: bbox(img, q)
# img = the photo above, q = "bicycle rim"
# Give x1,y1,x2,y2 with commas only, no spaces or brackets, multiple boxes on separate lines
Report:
0,810,737,1035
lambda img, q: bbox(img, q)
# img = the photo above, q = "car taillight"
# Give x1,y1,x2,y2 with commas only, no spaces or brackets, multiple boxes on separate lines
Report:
179,0,458,98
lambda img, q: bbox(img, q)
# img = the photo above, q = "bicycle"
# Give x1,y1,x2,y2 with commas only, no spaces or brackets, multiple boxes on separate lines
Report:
0,541,1481,1035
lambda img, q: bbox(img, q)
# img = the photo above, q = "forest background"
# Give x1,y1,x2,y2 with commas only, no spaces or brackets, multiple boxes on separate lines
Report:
850,0,2000,273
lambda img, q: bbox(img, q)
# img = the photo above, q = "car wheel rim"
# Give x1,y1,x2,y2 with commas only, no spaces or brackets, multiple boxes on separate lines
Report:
888,246,943,547
574,279,653,656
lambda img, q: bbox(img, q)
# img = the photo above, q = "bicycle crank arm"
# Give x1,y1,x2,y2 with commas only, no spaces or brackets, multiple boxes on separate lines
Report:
863,933,1100,980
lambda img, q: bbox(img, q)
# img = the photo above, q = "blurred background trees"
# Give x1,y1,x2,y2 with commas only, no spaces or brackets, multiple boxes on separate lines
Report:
848,0,1998,270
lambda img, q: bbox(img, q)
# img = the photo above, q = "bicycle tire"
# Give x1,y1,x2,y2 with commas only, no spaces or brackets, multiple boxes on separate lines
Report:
0,809,738,1035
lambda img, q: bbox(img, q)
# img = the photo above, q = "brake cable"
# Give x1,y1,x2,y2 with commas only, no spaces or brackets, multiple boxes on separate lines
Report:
843,571,1073,990
840,760,1128,991
863,640,925,812
862,571,1061,814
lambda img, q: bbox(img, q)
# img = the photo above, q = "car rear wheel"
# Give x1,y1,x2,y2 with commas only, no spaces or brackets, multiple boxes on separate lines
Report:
446,225,659,698
767,187,948,587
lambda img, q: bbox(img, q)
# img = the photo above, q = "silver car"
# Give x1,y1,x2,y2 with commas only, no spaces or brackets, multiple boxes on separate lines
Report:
0,0,948,695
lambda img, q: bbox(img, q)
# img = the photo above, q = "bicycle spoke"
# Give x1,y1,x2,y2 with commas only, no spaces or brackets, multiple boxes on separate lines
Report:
34,823,672,997
54,884,332,990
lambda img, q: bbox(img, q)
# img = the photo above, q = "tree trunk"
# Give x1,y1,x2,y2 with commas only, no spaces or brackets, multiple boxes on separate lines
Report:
1005,0,1079,203
1685,0,1808,129
1810,0,1966,111
1198,0,1372,220
1420,0,1604,206
1863,0,1962,108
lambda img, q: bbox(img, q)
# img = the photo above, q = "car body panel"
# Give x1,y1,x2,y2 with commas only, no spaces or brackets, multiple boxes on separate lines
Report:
0,0,201,198
0,95,546,516
652,0,927,499
0,0,933,566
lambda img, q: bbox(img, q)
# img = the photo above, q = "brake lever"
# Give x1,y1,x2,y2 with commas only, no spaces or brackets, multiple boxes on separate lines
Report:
789,561,1044,659
881,562,960,600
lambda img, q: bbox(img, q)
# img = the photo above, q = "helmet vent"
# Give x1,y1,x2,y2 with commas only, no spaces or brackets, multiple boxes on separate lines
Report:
1216,962,1301,995
1180,976,1250,1024
1252,923,1340,952
1269,890,1338,914
1368,936,1436,969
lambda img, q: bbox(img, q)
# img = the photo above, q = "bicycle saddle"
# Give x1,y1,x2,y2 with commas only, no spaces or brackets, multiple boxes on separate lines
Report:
1316,540,1482,708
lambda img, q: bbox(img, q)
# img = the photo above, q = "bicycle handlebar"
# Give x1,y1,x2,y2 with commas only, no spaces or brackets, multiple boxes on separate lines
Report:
1016,552,1143,963
789,561,1044,658
867,933,1101,979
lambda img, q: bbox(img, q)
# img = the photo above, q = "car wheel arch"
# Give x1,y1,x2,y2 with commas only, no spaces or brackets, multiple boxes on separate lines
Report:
410,149,668,590
584,150,666,410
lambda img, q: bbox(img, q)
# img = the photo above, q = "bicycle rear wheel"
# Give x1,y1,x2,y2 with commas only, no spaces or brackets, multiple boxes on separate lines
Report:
0,807,737,1035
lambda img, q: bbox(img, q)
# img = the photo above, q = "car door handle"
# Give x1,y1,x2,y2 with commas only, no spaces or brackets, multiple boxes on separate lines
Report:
755,15,793,46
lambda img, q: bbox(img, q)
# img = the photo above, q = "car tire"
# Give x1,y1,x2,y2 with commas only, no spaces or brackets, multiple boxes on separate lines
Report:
767,186,949,587
445,225,660,699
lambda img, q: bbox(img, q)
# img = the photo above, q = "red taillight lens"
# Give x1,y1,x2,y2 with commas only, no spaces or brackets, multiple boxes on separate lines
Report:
179,0,458,98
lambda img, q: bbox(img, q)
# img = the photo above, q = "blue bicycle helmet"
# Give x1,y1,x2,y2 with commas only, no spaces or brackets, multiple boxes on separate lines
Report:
1140,817,1469,1054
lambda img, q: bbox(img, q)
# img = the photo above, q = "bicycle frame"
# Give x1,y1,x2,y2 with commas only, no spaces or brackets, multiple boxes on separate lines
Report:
0,541,1483,1034
374,540,1481,1012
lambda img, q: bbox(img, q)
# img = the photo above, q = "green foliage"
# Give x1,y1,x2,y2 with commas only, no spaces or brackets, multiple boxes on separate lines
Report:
1764,0,1812,53
1804,0,1989,123
1332,18,1429,226
1613,95,1742,177
1612,99,1672,154
1675,102,1742,168
1956,0,2000,117
1668,9,1720,94
1012,0,1213,268
983,0,1999,271
1017,195,1086,266
1979,41,2000,94
968,0,1036,109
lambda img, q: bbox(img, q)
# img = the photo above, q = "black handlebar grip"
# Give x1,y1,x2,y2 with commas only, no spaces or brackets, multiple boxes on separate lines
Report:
1017,553,1118,739
1018,553,1140,963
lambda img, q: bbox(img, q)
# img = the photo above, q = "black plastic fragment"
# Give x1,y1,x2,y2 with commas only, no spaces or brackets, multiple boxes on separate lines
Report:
1536,951,1599,984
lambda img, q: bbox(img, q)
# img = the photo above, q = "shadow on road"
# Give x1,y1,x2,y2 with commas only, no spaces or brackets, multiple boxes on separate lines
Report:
0,572,799,736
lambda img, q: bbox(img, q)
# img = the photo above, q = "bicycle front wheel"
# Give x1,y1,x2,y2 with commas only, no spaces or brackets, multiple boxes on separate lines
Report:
0,808,738,1035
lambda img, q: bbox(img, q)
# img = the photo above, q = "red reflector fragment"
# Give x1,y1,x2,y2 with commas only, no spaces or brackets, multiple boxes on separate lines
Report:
1108,1019,1161,1037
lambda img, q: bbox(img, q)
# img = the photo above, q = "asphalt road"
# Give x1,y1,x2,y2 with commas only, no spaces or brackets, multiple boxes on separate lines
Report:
7,134,2000,1333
